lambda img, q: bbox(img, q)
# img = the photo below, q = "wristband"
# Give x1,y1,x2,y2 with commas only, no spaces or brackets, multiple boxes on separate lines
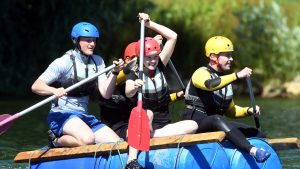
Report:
112,71,119,76
246,107,252,115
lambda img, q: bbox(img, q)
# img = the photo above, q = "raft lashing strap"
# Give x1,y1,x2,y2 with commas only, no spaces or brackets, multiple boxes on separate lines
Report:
173,135,185,169
93,138,125,169
28,146,50,168
93,142,105,169
106,139,125,169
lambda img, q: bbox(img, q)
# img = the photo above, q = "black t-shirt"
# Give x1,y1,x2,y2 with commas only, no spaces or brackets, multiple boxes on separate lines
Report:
99,83,136,131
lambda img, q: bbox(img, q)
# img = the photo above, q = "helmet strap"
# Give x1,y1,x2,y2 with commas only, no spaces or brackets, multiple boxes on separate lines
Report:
73,39,81,51
209,54,224,72
149,70,155,78
144,67,155,78
74,38,90,57
216,56,224,72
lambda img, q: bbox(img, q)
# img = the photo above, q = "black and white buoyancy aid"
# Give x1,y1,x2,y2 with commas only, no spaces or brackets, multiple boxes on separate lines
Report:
210,69,234,113
185,66,234,115
141,65,171,111
51,50,98,97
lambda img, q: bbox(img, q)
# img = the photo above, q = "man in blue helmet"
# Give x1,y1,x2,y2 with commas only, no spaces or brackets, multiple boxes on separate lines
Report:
31,22,124,147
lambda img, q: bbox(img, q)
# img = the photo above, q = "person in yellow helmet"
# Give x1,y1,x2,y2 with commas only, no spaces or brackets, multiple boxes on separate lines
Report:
183,36,271,163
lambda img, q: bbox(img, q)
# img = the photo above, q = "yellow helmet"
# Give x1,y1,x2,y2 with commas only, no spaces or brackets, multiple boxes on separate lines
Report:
205,36,234,57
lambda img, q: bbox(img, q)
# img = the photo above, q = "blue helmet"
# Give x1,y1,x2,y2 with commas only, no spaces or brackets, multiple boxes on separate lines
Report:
71,22,100,40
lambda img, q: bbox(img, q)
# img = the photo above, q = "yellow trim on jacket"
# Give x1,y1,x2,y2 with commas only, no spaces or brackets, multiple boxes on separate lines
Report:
225,99,249,118
191,67,237,91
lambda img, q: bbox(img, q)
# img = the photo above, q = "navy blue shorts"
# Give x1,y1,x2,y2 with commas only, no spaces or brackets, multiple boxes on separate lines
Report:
48,111,106,137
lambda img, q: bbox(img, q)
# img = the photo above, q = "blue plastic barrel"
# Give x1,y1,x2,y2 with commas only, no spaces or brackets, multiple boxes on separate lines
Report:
30,138,281,169
107,142,229,169
221,137,282,169
30,155,108,169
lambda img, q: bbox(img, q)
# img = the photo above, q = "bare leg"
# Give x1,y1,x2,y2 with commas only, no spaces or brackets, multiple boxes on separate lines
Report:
60,117,95,146
55,135,78,147
146,109,154,132
128,146,139,163
94,125,120,143
153,120,198,138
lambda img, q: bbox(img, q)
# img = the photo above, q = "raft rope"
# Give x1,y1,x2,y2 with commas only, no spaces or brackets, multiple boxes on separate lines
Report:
93,142,106,169
93,138,124,169
173,135,185,169
106,139,125,169
28,146,50,168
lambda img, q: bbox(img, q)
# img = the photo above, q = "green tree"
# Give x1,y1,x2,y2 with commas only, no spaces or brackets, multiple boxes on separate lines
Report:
0,0,154,98
149,0,240,78
234,1,300,84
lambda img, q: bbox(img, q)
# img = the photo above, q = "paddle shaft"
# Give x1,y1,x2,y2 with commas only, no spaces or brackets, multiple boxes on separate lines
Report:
138,20,145,104
168,60,185,90
246,77,260,129
128,19,150,151
160,43,185,90
0,64,115,127
137,19,145,144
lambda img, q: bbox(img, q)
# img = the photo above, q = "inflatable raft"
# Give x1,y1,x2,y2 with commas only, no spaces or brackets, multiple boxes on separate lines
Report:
14,131,292,169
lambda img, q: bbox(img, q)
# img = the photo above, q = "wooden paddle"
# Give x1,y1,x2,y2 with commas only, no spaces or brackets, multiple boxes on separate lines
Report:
246,76,260,129
128,20,150,151
0,64,116,135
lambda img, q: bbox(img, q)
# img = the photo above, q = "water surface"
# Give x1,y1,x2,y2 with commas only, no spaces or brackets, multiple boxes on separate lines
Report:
0,98,299,168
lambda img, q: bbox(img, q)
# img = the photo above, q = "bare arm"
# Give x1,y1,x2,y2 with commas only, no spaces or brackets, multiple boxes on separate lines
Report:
138,13,177,65
31,79,67,98
98,59,124,99
99,73,117,99
125,79,144,98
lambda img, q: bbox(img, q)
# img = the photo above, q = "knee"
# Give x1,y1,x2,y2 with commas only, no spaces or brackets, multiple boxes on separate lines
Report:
210,115,223,121
182,120,198,134
78,134,95,145
146,109,154,122
189,120,198,134
210,115,231,132
210,115,228,126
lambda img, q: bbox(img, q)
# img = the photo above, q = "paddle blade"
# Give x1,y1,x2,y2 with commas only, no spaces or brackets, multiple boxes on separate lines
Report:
128,107,150,151
0,114,13,135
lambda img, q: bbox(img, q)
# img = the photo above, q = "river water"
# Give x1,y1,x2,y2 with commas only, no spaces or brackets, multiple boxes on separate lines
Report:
0,98,299,168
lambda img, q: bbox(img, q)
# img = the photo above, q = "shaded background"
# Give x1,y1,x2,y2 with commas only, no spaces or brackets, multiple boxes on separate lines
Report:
1,0,300,98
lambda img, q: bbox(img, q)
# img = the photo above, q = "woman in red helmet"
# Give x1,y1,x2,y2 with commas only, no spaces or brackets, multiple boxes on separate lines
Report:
100,39,185,169
125,13,198,169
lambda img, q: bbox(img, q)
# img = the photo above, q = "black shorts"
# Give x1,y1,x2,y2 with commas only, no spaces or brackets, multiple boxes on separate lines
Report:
114,125,128,140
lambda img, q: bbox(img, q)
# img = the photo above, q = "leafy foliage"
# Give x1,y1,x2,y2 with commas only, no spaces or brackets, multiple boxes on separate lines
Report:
151,0,300,85
234,1,300,83
150,0,239,77
1,0,300,97
0,0,154,97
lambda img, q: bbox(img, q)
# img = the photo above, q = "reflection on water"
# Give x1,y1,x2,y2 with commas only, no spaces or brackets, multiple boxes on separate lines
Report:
279,149,300,169
0,98,299,168
0,160,28,169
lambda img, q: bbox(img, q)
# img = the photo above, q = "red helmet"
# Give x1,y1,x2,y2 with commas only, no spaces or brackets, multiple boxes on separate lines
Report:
124,42,138,60
136,37,161,57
